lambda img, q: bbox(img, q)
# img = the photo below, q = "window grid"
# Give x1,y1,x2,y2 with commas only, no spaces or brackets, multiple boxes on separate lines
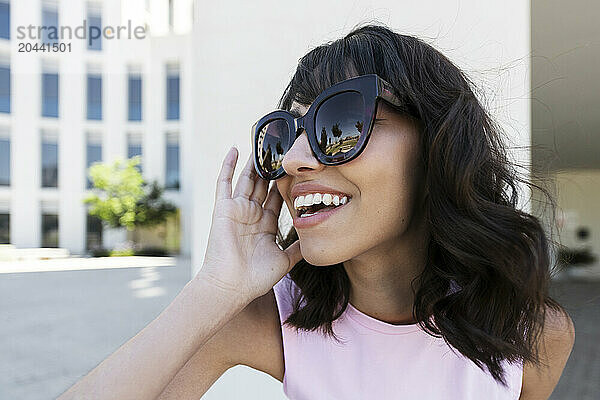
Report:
86,132,102,189
165,132,179,190
86,212,103,250
0,63,10,114
41,213,59,248
41,131,58,188
127,132,143,174
0,1,9,40
0,135,9,186
87,11,102,51
86,73,102,120
128,74,142,121
166,64,180,120
41,6,59,45
0,213,9,244
42,72,59,118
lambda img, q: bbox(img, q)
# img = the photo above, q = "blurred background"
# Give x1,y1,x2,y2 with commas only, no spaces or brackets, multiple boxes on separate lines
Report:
0,0,597,399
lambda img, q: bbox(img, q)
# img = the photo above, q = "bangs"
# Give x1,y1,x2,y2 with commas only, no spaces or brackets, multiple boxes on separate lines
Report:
277,34,382,111
276,29,414,119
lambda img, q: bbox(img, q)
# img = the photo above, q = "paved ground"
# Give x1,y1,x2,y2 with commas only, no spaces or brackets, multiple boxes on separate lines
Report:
0,259,598,399
0,258,192,400
548,279,600,399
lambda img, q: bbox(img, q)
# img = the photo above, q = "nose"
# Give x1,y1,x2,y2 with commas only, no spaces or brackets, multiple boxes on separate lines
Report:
281,128,324,175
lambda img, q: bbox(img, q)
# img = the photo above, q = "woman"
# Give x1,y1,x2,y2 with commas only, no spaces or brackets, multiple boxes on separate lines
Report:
59,24,574,400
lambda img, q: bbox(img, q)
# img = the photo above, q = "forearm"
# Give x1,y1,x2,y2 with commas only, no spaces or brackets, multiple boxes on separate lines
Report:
58,273,250,400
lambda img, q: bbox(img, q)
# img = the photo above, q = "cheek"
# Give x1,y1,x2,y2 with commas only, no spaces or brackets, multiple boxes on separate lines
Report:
361,174,411,234
276,178,292,205
351,136,421,232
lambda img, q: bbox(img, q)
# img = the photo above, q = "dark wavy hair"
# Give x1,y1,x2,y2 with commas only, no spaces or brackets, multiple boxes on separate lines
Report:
274,23,567,387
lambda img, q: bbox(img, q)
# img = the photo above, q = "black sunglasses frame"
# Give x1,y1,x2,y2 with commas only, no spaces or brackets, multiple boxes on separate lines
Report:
251,74,413,181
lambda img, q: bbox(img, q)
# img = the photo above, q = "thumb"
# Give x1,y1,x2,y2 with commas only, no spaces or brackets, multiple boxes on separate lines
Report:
283,240,302,274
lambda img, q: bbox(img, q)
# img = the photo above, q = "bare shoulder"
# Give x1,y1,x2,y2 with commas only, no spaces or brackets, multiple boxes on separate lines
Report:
519,306,575,400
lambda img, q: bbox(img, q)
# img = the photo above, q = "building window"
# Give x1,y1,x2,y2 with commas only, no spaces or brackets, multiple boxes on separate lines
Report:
166,64,179,120
86,131,102,189
127,132,143,173
42,68,59,118
87,3,102,51
41,130,58,188
0,1,9,40
0,133,9,186
128,71,142,121
86,212,103,250
41,3,59,45
0,213,8,244
165,132,179,190
41,213,59,247
86,72,102,120
0,59,9,114
168,0,174,30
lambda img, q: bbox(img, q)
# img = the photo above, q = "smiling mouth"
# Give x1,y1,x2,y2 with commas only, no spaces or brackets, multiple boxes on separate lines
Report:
295,198,352,218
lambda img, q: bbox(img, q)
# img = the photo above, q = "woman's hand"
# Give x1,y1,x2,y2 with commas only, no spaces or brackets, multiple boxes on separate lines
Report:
199,146,302,302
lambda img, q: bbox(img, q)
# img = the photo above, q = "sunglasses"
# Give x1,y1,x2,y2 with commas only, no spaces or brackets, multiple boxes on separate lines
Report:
251,74,417,181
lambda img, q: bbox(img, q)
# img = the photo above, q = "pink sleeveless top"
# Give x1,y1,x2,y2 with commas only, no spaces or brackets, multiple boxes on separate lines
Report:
273,273,523,400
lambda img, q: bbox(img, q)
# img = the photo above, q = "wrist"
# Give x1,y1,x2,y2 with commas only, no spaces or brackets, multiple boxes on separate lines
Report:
193,269,252,307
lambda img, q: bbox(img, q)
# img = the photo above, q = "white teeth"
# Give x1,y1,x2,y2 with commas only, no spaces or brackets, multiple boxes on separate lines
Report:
294,192,350,212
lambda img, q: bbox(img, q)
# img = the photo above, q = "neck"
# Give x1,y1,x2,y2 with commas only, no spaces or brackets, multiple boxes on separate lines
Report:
343,219,430,325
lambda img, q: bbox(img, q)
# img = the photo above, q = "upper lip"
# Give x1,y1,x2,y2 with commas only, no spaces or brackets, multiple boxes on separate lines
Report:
290,182,352,201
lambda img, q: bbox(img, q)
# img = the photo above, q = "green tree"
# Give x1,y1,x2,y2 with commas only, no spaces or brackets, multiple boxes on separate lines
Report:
83,157,177,233
331,123,343,139
135,181,178,228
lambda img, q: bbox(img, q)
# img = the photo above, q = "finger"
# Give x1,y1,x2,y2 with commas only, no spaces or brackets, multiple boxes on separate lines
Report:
251,177,268,205
263,180,284,217
232,152,256,200
284,240,303,274
249,146,268,203
215,147,237,201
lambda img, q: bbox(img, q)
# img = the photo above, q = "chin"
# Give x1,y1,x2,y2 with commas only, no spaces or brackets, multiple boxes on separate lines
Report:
299,242,347,266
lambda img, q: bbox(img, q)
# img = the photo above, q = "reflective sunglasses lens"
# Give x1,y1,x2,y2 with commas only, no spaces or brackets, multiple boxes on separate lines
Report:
256,118,290,176
315,91,365,159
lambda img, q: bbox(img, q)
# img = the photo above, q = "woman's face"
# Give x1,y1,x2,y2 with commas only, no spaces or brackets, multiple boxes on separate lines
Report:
276,100,427,266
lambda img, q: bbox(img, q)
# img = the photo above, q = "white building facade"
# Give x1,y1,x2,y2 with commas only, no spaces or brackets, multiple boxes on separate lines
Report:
0,0,194,256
